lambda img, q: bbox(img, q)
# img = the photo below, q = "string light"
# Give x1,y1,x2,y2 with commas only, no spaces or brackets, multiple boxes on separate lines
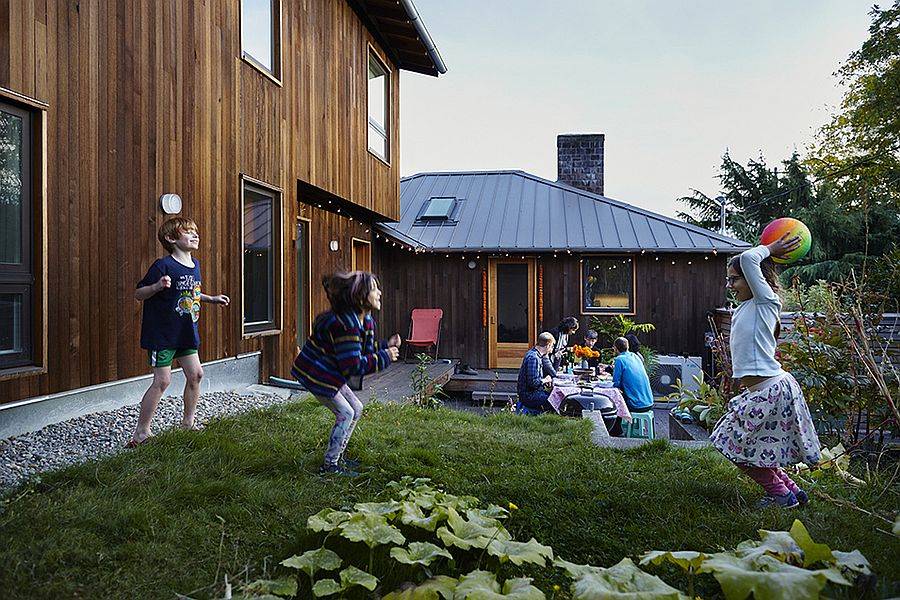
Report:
365,229,369,233
655,256,659,261
671,260,675,265
704,256,709,260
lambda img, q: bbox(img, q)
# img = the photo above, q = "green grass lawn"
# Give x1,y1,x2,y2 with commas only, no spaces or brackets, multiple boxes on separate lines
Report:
0,399,897,599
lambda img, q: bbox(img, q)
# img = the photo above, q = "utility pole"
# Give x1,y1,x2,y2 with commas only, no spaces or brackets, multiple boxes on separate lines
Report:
716,196,726,234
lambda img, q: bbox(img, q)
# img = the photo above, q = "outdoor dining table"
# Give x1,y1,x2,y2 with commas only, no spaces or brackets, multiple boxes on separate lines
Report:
547,376,633,421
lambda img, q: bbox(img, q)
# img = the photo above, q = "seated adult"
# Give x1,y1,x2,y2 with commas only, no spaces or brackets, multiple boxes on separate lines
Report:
611,336,654,414
549,316,579,370
517,332,556,413
582,329,601,370
626,333,642,355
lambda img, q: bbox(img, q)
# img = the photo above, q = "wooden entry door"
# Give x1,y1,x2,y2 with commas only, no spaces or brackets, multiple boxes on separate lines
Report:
488,258,536,368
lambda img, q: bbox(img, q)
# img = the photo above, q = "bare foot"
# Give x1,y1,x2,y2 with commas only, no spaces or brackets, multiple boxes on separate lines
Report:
179,422,203,431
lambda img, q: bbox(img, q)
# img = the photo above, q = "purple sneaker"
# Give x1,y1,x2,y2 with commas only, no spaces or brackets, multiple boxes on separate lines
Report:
795,489,809,506
757,491,799,509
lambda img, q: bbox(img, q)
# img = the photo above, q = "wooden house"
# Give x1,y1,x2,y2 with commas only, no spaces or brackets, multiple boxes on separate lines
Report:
375,134,750,369
0,0,445,420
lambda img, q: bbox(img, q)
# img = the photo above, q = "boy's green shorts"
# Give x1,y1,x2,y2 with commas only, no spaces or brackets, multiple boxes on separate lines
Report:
148,348,198,368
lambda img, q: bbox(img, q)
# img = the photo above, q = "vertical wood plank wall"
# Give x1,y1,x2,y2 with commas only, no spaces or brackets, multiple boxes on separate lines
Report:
376,246,729,368
0,0,401,403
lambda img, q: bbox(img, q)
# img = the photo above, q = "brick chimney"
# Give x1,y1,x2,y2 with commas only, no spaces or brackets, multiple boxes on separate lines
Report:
557,133,604,196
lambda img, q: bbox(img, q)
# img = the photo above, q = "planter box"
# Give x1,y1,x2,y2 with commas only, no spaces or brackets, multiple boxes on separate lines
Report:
668,413,711,442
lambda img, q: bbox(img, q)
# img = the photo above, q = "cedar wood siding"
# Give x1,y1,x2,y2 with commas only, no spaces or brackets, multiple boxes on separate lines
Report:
0,0,401,403
376,243,729,367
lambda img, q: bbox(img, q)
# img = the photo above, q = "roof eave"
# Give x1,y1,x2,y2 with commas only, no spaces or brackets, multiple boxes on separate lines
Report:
350,0,446,77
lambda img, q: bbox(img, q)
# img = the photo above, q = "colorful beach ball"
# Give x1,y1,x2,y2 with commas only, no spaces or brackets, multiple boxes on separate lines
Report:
759,217,812,264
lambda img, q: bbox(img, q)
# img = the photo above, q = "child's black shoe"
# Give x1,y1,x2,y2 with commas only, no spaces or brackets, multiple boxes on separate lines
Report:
318,463,359,477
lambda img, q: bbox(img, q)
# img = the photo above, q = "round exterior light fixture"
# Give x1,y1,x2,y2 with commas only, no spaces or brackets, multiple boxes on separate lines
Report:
160,193,182,214
467,260,477,270
329,240,339,252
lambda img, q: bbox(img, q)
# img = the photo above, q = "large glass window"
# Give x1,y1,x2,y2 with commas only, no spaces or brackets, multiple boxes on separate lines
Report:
241,0,280,78
582,256,634,314
367,51,389,160
0,102,33,369
243,180,280,333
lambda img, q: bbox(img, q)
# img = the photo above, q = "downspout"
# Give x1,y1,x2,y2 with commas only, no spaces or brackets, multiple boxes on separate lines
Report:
399,0,448,74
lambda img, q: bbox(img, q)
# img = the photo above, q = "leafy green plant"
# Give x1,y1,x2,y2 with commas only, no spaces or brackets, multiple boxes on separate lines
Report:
639,520,872,600
665,372,726,430
589,314,655,343
781,280,834,312
410,353,446,409
637,345,659,378
233,478,875,600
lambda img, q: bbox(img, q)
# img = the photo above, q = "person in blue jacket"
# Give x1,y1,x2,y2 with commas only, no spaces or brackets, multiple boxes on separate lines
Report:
611,337,654,414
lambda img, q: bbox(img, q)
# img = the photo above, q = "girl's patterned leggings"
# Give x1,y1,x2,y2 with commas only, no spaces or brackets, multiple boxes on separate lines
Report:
737,464,800,496
316,385,363,467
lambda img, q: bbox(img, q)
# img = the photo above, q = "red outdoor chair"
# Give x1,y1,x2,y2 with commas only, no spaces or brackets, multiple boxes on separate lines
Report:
404,308,443,361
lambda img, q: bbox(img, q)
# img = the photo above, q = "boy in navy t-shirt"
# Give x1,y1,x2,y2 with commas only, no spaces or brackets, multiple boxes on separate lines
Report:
127,217,229,447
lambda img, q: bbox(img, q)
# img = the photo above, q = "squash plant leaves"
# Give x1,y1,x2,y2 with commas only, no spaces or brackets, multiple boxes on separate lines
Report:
390,541,453,566
339,512,406,548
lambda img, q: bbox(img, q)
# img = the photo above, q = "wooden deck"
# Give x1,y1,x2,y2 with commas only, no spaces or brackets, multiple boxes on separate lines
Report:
361,360,455,404
443,369,518,394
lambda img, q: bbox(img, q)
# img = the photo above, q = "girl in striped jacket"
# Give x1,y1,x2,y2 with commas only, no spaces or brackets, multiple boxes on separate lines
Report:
293,271,401,475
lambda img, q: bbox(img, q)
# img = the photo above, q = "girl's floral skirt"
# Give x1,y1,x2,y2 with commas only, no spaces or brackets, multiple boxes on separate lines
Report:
710,373,821,467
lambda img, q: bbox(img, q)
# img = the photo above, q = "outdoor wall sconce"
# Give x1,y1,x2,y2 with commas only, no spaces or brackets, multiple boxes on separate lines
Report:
160,193,182,214
329,240,339,252
467,260,477,269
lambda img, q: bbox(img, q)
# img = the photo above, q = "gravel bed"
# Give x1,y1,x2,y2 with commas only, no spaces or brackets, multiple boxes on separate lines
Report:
0,390,294,491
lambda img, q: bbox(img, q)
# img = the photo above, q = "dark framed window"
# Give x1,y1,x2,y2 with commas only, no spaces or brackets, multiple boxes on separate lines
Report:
242,178,281,334
0,101,34,369
367,49,390,161
581,256,635,315
241,0,281,81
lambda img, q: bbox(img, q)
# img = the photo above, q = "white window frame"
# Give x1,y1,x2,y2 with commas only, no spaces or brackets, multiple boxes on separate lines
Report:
366,46,390,164
240,0,283,85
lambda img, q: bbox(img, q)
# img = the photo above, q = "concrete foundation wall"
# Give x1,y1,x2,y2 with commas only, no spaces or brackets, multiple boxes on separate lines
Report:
0,352,260,440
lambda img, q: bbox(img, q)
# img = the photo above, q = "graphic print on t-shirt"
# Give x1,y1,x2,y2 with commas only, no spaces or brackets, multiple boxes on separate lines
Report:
174,275,202,323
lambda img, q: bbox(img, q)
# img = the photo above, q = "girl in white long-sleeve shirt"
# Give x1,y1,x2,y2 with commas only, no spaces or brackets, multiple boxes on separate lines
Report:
709,235,821,509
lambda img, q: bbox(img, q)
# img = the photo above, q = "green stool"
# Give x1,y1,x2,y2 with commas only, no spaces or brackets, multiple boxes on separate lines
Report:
625,411,655,439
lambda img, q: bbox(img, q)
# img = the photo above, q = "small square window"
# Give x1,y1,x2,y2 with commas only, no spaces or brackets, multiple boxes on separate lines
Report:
419,197,456,220
582,256,635,314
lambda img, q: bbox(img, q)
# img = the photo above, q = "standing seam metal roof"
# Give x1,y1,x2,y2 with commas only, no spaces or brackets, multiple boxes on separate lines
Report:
377,171,751,253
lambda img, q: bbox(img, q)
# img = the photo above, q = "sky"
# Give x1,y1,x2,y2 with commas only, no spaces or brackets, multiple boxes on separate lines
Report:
400,0,874,218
